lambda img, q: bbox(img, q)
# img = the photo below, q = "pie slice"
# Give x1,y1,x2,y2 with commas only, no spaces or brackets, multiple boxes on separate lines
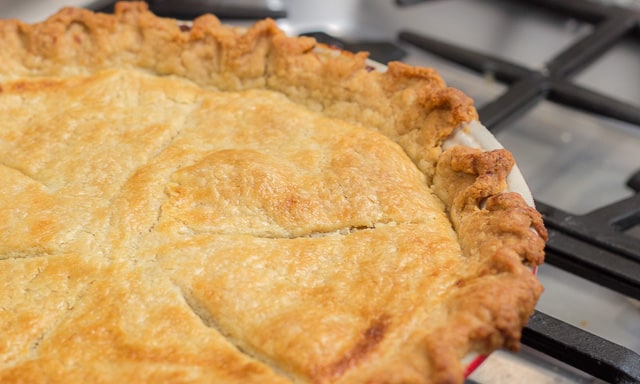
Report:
0,3,547,383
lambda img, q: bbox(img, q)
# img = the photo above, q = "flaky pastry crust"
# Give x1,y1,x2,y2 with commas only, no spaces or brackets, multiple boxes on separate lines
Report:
0,3,547,384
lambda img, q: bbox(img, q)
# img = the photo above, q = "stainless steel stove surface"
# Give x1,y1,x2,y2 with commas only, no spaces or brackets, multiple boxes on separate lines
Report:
2,1,640,383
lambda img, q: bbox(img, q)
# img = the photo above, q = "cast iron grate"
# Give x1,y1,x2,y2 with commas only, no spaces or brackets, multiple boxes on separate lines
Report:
398,0,640,382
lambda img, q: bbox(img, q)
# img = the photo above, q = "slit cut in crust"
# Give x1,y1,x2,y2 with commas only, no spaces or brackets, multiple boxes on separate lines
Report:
0,3,547,384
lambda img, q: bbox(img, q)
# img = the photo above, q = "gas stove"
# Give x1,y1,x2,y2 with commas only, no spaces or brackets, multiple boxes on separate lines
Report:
3,0,640,383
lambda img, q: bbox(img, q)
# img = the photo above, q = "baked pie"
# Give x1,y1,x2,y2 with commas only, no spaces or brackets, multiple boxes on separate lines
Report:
0,3,547,383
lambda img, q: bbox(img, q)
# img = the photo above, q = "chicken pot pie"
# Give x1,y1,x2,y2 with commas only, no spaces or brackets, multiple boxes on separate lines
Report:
0,3,547,383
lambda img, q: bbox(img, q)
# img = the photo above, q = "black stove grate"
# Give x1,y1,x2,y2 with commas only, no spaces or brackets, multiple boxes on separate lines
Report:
524,310,640,384
398,0,640,382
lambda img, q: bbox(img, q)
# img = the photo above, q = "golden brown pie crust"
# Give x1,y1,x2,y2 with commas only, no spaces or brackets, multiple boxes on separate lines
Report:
0,3,547,384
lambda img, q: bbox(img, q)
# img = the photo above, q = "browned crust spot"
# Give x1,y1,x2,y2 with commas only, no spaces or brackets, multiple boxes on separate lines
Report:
317,316,390,382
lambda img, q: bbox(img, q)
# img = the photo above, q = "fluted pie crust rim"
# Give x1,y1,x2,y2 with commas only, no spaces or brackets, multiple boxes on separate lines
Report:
0,3,547,384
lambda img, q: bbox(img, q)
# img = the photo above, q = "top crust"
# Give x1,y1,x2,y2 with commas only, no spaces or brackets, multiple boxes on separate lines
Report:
0,3,547,384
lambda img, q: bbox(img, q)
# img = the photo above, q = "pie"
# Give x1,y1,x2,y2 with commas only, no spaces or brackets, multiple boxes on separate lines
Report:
0,3,547,383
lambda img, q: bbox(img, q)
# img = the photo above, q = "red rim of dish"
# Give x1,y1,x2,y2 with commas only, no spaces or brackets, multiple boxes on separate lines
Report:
464,354,489,377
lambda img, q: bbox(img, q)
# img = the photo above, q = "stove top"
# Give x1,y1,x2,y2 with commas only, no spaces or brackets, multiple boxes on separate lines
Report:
2,0,640,383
